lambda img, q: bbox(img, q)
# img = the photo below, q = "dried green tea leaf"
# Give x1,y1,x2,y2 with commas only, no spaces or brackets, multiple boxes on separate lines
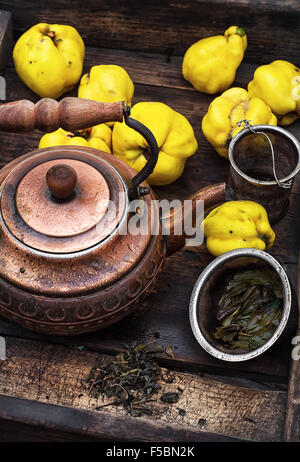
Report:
214,268,283,351
86,343,176,417
161,392,180,404
165,345,175,358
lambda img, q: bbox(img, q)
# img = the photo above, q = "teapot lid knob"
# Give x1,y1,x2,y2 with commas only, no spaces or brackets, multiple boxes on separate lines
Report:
46,164,78,199
0,148,127,253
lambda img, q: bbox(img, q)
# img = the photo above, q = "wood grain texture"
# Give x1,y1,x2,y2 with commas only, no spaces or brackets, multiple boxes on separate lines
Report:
1,0,300,64
4,47,257,95
0,46,299,383
0,337,286,441
284,251,300,442
0,10,11,65
284,329,300,441
0,97,124,132
0,419,102,442
0,9,12,74
0,394,239,442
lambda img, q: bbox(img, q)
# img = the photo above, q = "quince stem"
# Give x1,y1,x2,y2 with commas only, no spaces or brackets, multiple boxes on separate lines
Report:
236,27,246,36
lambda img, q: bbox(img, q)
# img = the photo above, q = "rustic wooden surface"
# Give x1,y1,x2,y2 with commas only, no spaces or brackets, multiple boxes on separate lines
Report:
1,0,300,64
0,337,286,442
0,10,12,73
284,329,300,441
284,255,300,442
0,0,299,442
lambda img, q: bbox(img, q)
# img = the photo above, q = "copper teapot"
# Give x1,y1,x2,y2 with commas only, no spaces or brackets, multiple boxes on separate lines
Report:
0,98,225,335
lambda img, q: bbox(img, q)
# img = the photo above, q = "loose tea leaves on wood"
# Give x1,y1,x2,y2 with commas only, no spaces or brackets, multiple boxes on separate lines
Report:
214,268,283,351
87,343,177,417
161,391,181,404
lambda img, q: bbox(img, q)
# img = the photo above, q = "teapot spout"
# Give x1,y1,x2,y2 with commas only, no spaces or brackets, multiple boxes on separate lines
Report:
161,182,227,256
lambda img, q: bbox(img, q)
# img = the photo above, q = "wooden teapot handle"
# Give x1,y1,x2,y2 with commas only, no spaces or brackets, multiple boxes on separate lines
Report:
0,97,160,200
0,97,124,133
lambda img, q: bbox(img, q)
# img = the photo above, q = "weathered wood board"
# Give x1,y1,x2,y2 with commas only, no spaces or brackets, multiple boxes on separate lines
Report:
1,0,300,63
0,337,287,441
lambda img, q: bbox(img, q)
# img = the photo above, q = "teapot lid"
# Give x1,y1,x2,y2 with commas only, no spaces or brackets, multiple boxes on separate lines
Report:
0,146,128,254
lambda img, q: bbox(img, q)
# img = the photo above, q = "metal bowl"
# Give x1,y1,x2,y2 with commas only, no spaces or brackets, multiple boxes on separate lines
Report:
189,248,292,362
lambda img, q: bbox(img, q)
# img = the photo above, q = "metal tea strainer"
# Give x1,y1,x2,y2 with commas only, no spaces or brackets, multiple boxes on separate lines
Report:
228,122,300,223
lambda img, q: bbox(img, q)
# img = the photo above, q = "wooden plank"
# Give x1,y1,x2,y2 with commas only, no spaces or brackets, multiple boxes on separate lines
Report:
5,47,257,93
0,395,239,442
284,330,300,441
78,48,257,93
1,0,300,64
284,250,300,442
2,46,297,113
0,337,286,441
0,419,101,442
0,10,12,74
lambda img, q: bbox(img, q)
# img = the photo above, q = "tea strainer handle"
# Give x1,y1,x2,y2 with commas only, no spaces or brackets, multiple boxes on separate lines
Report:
236,119,293,189
123,103,159,200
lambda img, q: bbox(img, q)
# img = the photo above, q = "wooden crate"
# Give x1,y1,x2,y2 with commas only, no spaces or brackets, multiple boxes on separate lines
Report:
0,0,299,442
